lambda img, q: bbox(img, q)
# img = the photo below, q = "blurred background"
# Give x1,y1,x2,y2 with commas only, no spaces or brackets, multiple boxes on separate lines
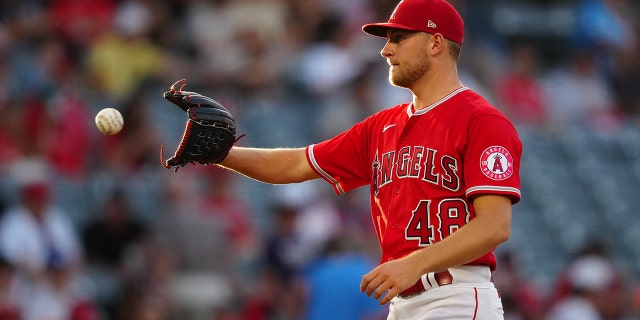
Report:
0,0,639,319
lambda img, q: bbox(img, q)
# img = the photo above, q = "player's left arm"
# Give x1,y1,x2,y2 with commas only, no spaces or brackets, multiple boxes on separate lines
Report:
361,194,512,304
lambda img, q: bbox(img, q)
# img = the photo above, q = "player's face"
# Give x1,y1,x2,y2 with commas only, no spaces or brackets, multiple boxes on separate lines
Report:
382,30,432,88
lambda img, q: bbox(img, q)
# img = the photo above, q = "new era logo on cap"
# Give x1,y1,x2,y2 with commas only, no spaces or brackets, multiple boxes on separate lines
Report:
362,0,464,45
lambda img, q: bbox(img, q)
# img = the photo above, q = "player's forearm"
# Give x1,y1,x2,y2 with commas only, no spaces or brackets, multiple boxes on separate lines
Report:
409,195,512,274
219,146,318,184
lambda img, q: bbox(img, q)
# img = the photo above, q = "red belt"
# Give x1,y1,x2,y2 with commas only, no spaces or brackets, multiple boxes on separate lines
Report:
399,270,454,297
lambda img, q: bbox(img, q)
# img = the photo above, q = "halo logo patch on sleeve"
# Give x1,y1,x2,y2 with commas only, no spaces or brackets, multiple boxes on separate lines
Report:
480,146,514,180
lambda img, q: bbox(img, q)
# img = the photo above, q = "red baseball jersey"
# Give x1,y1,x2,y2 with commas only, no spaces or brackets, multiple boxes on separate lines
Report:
306,87,522,270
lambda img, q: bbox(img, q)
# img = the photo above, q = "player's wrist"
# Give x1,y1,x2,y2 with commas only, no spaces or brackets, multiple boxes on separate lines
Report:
405,248,435,276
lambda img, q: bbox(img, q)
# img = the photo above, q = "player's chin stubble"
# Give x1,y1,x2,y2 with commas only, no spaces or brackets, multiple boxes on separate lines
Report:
389,58,431,88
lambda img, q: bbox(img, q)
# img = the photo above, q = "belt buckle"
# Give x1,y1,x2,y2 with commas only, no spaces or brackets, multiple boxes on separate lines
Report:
435,270,453,286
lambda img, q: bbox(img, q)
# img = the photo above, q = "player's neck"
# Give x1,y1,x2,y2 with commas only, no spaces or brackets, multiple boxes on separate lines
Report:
411,68,462,110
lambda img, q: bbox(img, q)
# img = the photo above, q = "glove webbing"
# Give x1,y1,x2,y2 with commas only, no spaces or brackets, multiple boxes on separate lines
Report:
160,119,244,172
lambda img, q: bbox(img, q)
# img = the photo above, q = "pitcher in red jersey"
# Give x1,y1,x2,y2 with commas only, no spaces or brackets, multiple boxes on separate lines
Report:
217,0,521,318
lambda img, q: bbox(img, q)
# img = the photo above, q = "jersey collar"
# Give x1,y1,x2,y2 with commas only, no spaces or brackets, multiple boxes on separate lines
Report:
407,86,469,117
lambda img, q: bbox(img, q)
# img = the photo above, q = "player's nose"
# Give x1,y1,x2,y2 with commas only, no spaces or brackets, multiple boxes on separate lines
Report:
381,41,394,58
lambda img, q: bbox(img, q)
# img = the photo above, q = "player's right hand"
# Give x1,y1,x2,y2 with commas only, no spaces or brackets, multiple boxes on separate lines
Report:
360,256,424,304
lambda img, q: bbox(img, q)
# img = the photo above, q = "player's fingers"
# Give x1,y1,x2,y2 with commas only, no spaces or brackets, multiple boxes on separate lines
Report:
372,280,392,300
380,287,401,305
360,272,383,296
360,272,372,292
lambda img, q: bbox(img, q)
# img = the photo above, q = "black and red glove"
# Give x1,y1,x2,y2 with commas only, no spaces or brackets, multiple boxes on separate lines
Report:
160,79,238,172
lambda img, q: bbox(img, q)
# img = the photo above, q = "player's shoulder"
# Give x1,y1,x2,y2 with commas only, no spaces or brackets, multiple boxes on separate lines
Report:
455,88,511,120
457,88,499,111
377,102,411,115
364,103,410,123
456,89,521,142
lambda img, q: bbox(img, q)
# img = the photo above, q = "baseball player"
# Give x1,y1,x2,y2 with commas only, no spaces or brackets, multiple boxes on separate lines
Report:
162,0,522,318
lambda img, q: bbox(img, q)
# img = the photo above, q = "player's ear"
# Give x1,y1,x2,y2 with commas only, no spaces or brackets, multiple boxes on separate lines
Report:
429,33,446,55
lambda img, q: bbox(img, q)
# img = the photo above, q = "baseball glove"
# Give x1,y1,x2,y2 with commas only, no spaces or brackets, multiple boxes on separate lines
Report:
160,79,238,172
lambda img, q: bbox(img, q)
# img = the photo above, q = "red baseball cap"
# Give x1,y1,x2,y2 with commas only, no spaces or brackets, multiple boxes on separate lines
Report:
362,0,464,45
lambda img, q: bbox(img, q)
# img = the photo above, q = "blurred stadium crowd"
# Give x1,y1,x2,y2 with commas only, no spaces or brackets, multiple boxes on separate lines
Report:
1,0,640,319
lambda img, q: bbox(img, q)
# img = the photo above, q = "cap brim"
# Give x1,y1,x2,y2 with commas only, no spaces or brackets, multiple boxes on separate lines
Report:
362,23,421,38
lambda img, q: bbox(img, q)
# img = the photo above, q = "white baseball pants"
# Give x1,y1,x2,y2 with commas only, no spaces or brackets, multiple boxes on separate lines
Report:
387,266,504,320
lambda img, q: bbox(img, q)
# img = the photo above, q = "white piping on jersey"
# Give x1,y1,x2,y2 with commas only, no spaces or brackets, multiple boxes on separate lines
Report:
406,86,469,117
308,145,346,194
466,185,521,198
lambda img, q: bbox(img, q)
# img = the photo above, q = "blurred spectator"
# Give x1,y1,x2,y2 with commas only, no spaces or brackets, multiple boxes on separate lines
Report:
70,300,102,320
493,250,543,320
250,203,309,320
22,256,100,320
545,254,614,320
229,28,283,98
153,174,232,275
49,0,116,51
82,188,147,270
302,234,385,320
183,0,237,87
152,174,235,319
274,183,343,267
81,188,148,317
293,197,343,261
572,0,636,74
0,0,50,41
545,239,632,320
281,0,328,49
0,158,94,319
39,39,93,179
315,63,380,139
85,0,163,103
0,160,82,278
332,188,378,257
233,266,306,320
325,0,375,34
292,12,363,99
263,203,308,283
494,41,549,128
184,0,287,91
0,35,92,180
113,242,173,320
198,169,259,274
541,48,621,132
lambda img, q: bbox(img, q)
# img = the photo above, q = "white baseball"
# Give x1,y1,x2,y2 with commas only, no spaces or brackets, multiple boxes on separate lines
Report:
95,108,124,135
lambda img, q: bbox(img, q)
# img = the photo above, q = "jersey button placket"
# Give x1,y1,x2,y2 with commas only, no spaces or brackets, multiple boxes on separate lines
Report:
393,185,400,228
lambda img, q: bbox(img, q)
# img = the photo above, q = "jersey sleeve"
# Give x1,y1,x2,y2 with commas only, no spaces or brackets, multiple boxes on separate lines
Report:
306,120,372,195
464,114,522,203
